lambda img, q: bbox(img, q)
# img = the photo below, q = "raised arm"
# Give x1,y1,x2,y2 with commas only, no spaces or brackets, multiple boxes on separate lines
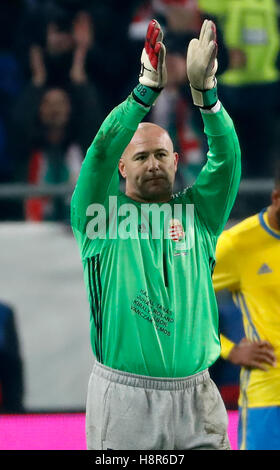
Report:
186,20,241,236
70,19,167,236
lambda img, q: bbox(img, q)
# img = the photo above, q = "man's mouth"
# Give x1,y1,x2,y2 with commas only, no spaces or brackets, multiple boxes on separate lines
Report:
145,176,166,182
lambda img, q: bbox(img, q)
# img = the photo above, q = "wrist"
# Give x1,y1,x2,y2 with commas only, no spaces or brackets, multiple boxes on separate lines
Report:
227,344,239,364
200,100,221,114
190,80,218,108
132,83,161,107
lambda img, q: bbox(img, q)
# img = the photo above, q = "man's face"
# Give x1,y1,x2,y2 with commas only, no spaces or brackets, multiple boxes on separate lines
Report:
39,88,71,128
119,124,179,203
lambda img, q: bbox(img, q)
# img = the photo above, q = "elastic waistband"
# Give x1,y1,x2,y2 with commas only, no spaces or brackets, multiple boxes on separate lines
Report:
92,361,210,391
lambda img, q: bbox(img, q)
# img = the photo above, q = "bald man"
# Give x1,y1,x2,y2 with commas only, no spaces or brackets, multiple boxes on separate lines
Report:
119,122,179,203
71,20,241,450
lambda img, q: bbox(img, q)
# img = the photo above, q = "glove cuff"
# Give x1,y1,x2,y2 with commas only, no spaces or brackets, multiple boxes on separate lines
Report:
133,84,161,107
190,83,218,108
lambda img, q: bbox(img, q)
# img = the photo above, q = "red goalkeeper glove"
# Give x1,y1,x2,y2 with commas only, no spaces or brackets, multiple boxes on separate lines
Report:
133,19,167,107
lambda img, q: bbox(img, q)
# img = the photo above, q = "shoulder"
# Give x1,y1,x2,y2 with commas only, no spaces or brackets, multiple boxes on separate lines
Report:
228,213,260,236
219,213,261,248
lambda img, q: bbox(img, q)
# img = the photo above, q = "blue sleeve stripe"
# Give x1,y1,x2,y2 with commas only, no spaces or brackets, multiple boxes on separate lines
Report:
236,292,261,342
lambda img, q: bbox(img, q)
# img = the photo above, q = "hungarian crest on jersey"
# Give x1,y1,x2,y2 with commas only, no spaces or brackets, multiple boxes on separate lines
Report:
168,218,188,256
169,218,185,242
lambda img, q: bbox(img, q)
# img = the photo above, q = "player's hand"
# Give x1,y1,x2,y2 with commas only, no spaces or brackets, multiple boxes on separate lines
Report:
228,338,276,371
186,19,218,91
139,19,167,90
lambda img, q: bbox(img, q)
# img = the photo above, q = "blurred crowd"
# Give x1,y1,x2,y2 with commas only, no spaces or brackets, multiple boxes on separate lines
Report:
0,0,280,222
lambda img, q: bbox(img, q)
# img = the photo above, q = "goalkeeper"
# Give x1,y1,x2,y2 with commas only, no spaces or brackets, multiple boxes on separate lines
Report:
71,19,241,450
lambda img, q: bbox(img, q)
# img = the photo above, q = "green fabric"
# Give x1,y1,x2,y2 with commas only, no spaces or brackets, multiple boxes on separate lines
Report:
192,85,218,108
71,90,241,377
133,84,161,107
206,0,280,85
198,0,229,16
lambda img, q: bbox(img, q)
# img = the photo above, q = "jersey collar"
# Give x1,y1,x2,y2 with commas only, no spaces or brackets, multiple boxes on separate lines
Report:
259,208,280,240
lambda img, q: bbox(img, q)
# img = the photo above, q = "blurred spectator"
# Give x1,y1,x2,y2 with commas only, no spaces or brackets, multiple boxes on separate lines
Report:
0,301,24,413
198,0,280,179
23,87,82,222
12,83,83,222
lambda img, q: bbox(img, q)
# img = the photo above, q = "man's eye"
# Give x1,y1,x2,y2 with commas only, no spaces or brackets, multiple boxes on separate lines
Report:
136,155,146,160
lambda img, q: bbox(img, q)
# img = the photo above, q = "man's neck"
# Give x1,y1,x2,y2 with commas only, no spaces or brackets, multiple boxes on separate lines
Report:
267,205,280,231
125,190,172,204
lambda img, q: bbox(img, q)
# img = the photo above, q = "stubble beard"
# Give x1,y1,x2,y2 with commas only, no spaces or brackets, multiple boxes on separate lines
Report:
139,178,174,203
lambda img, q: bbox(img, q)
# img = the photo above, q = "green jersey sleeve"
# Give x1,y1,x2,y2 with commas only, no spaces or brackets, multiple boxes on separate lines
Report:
189,104,241,236
71,93,150,236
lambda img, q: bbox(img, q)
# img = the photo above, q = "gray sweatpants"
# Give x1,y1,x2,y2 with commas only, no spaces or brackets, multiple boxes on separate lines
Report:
86,361,231,450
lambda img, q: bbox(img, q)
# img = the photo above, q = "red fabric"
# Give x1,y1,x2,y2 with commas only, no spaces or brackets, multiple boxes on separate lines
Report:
145,20,161,69
28,150,42,184
25,198,44,222
25,150,44,221
131,2,152,23
220,385,240,408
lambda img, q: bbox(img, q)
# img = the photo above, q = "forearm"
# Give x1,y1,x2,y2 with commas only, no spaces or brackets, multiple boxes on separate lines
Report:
191,104,241,235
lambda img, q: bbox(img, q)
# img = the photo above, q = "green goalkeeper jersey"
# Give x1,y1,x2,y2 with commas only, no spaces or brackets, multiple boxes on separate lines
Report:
71,91,241,377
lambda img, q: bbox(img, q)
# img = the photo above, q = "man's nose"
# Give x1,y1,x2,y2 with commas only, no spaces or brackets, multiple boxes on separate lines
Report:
147,154,160,171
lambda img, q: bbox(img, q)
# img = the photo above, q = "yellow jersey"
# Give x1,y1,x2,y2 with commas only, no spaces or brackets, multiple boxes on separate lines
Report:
213,209,280,407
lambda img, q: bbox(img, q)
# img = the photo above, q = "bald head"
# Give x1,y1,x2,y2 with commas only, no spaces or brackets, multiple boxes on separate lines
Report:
119,122,178,203
122,122,174,160
137,122,172,136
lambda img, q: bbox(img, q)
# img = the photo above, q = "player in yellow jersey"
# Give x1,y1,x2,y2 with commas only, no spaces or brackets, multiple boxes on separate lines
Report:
213,166,280,450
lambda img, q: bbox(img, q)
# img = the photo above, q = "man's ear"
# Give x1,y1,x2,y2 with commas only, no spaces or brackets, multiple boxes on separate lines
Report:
118,158,127,178
174,152,179,173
